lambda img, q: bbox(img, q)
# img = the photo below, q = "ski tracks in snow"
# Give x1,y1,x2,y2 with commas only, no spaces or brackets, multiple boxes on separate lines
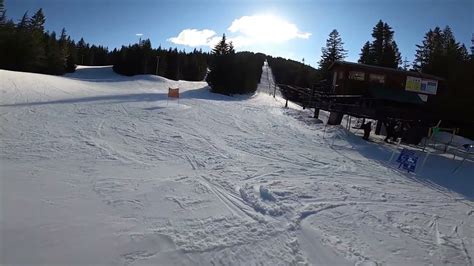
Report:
1,67,473,265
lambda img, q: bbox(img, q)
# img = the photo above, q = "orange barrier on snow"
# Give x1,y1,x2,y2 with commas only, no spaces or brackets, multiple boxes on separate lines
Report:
168,88,180,98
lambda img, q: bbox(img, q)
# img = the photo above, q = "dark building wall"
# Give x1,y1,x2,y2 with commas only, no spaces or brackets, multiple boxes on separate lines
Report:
330,63,445,103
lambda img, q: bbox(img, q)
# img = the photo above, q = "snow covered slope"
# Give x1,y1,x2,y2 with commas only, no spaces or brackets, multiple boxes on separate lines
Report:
1,65,473,265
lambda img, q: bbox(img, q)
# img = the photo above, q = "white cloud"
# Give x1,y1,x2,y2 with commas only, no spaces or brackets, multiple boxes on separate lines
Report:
168,15,310,49
168,29,219,47
228,15,311,47
135,33,143,37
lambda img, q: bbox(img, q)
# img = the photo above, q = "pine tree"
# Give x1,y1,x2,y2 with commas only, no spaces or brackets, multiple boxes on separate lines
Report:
77,38,87,64
17,12,29,29
65,37,77,72
58,28,69,70
414,28,440,72
413,25,472,104
228,41,235,54
358,41,371,64
360,20,401,68
318,29,347,74
0,0,12,69
383,40,401,68
15,12,36,71
30,8,45,32
402,57,410,70
212,34,229,55
470,34,474,58
0,0,6,25
459,44,469,61
370,20,385,66
29,8,47,72
413,26,465,76
45,31,66,74
382,23,401,68
208,34,235,93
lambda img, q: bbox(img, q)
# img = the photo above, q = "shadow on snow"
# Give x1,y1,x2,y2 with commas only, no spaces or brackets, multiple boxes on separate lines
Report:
329,128,474,201
0,86,255,108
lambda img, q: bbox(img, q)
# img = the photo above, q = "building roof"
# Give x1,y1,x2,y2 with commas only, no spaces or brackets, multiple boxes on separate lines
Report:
328,61,445,81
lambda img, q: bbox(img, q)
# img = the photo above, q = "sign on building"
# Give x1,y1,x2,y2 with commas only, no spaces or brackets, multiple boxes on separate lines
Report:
405,76,438,95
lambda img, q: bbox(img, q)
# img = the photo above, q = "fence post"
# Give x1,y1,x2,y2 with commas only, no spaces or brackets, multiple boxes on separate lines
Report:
388,138,401,162
420,149,430,172
313,108,319,118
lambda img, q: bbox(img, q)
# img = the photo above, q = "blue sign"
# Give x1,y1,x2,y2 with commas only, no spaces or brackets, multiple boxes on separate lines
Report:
396,149,414,163
396,149,418,173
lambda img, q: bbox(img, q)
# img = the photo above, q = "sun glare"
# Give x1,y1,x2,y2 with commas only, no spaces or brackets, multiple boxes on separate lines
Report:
228,14,311,46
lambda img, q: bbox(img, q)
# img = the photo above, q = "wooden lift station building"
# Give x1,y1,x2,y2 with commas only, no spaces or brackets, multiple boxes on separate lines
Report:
322,61,445,125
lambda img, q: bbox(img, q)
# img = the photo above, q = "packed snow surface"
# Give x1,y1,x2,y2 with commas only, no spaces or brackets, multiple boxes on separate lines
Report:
1,65,473,265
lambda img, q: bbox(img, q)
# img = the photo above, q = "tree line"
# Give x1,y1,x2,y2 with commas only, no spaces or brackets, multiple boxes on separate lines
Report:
316,20,473,136
412,26,474,135
318,20,472,81
291,19,473,110
0,2,212,81
206,34,265,95
111,39,210,81
267,56,320,89
1,1,472,102
0,3,111,75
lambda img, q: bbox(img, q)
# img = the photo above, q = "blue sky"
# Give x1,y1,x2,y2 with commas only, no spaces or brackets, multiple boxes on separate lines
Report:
5,0,473,67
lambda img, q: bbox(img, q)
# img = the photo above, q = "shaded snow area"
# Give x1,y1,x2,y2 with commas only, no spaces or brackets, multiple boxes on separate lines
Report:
1,65,473,265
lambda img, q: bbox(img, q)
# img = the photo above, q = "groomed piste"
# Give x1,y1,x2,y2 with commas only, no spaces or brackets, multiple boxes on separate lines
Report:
1,65,473,265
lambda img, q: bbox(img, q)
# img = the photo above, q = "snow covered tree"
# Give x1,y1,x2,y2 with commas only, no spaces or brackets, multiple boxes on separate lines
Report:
319,29,347,75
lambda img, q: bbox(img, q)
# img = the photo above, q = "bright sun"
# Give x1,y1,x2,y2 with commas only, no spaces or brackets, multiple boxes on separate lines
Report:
228,14,311,46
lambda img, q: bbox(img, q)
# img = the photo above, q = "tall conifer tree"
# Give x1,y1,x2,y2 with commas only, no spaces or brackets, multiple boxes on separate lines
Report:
359,20,401,68
358,41,371,64
319,29,347,75
0,0,6,25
